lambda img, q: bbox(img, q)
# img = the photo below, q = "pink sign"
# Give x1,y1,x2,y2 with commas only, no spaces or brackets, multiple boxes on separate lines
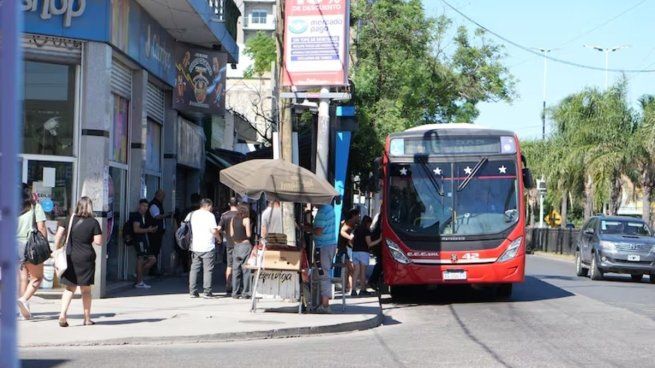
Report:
282,0,350,87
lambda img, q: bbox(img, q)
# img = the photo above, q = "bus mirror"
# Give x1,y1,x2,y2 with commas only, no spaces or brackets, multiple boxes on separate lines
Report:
372,157,382,192
522,168,534,189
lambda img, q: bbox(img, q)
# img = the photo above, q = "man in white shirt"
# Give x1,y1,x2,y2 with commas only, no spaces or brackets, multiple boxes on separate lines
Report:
186,198,220,298
261,200,283,238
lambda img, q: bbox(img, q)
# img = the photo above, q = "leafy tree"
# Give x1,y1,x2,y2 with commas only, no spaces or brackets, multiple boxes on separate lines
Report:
243,32,276,78
349,0,516,190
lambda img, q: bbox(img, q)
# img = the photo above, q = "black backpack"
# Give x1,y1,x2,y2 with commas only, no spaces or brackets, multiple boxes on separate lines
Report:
122,213,137,247
175,211,193,250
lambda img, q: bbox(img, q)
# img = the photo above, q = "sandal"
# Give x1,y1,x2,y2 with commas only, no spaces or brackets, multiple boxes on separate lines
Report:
83,320,96,326
58,319,69,328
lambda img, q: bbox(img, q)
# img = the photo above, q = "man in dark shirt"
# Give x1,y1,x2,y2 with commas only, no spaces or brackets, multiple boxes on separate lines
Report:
216,197,239,296
133,199,158,288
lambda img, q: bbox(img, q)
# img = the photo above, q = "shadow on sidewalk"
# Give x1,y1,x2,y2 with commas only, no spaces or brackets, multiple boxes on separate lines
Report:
21,359,68,368
94,318,166,325
27,312,117,322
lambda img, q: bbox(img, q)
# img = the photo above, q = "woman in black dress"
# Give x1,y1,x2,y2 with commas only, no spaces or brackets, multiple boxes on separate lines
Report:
53,196,102,327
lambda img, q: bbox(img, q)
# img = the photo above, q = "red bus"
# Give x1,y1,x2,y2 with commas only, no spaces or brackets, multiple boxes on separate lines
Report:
377,124,533,298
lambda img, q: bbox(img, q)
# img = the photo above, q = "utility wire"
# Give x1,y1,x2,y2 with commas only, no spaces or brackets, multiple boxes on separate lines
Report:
440,0,655,73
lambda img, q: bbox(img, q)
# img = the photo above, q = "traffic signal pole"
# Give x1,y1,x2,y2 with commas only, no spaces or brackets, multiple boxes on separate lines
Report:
0,1,22,367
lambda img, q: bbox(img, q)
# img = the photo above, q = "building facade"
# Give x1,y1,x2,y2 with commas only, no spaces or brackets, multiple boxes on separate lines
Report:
16,0,240,297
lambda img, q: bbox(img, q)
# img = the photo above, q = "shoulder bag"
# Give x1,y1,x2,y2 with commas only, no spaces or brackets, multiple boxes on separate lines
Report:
53,215,75,278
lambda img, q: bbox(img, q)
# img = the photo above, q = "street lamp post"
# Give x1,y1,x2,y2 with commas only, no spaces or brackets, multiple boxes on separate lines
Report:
584,44,629,89
535,48,554,140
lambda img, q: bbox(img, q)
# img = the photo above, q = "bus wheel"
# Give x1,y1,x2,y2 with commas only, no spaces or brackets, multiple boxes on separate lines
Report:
497,284,513,299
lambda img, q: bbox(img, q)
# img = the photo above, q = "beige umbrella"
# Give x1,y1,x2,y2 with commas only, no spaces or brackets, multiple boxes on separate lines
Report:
219,159,339,204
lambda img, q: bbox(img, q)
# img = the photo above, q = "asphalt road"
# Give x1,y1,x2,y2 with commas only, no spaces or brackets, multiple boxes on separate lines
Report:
20,255,655,368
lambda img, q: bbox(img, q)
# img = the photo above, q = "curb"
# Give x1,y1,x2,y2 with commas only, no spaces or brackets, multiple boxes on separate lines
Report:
20,308,384,348
530,252,575,263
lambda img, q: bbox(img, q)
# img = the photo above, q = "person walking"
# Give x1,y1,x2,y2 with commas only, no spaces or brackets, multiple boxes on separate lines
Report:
352,215,381,296
186,198,220,298
216,197,239,296
132,199,158,288
53,197,102,327
147,189,169,275
230,204,252,299
16,186,48,320
261,200,283,238
313,203,337,313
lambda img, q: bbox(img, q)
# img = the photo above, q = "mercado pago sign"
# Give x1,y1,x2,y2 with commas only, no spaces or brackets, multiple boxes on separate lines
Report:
23,0,87,28
282,0,351,87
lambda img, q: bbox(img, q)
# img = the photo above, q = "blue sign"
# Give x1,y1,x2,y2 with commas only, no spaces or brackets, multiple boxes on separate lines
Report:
40,198,54,213
333,131,352,241
336,106,356,117
21,0,111,42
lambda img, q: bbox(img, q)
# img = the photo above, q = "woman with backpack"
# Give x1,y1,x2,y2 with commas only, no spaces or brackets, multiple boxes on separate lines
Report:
53,196,103,327
16,186,48,320
230,204,252,299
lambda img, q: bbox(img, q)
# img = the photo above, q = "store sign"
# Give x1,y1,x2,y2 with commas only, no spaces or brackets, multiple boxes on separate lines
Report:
23,0,87,28
20,0,110,42
111,0,176,86
282,0,350,87
177,118,206,169
174,45,227,115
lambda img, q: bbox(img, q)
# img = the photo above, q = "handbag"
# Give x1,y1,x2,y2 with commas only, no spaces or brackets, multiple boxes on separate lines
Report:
24,206,52,265
54,215,75,278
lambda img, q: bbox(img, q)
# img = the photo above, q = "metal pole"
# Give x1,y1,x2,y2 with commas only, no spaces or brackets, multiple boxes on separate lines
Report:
542,51,547,140
0,1,22,366
316,87,330,180
539,193,545,229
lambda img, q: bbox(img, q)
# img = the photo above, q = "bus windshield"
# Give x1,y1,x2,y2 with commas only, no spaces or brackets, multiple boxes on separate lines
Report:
388,159,519,237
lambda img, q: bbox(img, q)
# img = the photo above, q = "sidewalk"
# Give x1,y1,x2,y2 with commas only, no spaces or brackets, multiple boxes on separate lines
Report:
18,276,382,347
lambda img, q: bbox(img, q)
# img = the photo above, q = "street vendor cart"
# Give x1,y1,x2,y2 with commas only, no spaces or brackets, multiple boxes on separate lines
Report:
219,159,339,313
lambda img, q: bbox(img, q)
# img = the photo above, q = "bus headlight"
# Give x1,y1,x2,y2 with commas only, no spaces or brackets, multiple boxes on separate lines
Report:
498,237,523,263
386,239,411,264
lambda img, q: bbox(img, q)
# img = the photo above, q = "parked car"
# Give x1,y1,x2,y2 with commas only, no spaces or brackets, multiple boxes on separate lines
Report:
575,215,655,283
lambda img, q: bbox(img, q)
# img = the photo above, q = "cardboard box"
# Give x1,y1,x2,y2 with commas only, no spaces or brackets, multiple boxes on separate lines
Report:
263,250,301,271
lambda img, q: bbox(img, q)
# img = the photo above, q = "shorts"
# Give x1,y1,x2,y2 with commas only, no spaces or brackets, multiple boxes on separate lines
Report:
352,251,370,266
136,242,154,258
336,247,352,263
226,246,234,268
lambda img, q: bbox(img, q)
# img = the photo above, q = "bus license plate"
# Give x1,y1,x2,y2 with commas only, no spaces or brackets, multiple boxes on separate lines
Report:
627,255,640,262
443,270,467,281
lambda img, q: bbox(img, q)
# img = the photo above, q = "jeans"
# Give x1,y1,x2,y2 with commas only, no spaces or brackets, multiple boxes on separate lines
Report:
189,250,216,295
232,241,252,296
318,245,337,298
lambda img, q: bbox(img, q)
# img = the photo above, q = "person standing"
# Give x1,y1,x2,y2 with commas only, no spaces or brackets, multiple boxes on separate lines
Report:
53,197,103,327
174,193,200,275
261,200,283,238
132,199,158,288
16,186,48,320
352,215,381,296
186,198,220,298
147,189,169,275
338,208,360,296
229,204,252,299
313,203,337,313
216,197,238,296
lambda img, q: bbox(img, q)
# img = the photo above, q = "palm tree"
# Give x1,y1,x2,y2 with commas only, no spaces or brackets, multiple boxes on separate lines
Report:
631,95,655,226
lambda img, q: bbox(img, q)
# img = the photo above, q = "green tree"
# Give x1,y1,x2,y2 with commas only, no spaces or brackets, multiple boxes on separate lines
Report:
243,32,276,78
350,0,516,189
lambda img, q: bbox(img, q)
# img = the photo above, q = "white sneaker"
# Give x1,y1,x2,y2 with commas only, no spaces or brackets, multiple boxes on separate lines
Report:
17,299,31,320
134,282,152,289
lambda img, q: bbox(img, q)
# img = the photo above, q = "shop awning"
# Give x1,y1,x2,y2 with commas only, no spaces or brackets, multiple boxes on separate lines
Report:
206,149,246,169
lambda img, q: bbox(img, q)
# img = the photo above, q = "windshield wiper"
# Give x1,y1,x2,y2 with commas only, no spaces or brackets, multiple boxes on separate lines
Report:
416,160,445,196
457,157,488,192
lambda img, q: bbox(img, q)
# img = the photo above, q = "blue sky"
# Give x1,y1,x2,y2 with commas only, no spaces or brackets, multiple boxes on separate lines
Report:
422,0,655,140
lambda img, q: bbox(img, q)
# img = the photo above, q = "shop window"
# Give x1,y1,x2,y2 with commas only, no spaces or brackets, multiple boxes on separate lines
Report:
26,160,74,221
145,119,161,173
144,175,160,200
23,61,76,156
111,95,129,164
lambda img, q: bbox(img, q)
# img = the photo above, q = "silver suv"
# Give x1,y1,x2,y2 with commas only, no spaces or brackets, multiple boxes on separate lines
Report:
575,216,655,283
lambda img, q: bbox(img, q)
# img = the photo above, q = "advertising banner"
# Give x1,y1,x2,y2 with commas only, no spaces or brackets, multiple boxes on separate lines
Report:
21,0,111,42
282,0,350,87
174,45,228,115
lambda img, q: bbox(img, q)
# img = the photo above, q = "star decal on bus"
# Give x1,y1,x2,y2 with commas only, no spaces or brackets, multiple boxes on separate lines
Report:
433,167,442,175
499,165,507,174
399,167,408,176
464,166,473,175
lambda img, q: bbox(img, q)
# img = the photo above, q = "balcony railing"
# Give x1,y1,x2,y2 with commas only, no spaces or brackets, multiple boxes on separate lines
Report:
208,0,242,41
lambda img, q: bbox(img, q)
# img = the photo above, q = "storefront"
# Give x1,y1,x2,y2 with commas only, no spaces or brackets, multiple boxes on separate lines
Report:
15,0,239,297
